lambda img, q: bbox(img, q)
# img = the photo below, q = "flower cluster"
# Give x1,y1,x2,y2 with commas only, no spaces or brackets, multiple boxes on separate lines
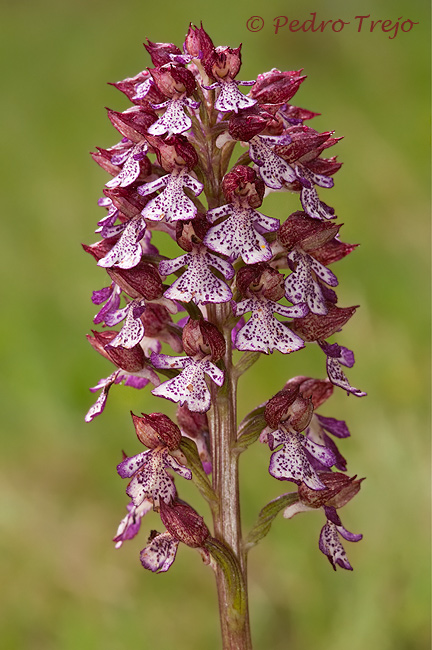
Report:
84,24,365,577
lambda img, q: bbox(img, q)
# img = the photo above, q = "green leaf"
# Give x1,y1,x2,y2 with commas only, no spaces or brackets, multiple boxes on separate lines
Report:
178,300,204,320
244,492,299,552
233,351,261,378
179,437,219,510
233,405,267,453
204,537,247,629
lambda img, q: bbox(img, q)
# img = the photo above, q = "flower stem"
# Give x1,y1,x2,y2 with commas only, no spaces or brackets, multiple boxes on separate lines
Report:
208,302,252,650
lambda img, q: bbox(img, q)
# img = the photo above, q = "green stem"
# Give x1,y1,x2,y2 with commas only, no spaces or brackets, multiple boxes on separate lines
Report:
207,302,252,650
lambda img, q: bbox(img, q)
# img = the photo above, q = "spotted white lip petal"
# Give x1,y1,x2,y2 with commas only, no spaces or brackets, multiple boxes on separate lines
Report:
106,143,146,188
285,252,328,315
300,184,335,221
310,257,338,287
117,451,150,478
204,207,273,264
140,532,179,573
234,297,305,354
249,136,297,189
159,253,190,277
147,98,192,136
141,172,198,223
162,249,233,305
98,218,146,270
268,431,327,490
319,521,353,571
151,358,217,413
109,301,146,349
326,356,367,397
85,371,119,422
125,448,178,507
214,80,257,113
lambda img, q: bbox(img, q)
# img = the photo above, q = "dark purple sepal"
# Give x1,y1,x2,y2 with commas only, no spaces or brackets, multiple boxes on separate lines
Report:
144,40,182,66
291,304,357,342
107,106,158,141
131,411,181,450
250,68,306,104
313,238,359,266
107,262,163,301
160,500,209,547
278,211,340,252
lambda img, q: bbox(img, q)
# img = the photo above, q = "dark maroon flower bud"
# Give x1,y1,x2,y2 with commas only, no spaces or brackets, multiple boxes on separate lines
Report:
275,126,341,164
107,107,157,141
250,68,306,104
307,156,343,177
204,45,242,80
312,238,358,266
278,211,340,252
144,39,182,66
131,412,181,450
229,108,270,141
139,303,171,337
91,147,123,176
184,22,215,61
176,214,211,251
109,70,166,105
299,472,364,509
182,318,226,361
284,376,334,409
290,304,358,342
82,236,120,262
265,387,313,431
279,104,320,123
87,330,145,373
150,64,196,98
94,146,152,182
160,500,209,547
236,263,285,301
103,188,150,220
176,404,208,437
107,261,163,301
148,134,198,172
222,165,265,208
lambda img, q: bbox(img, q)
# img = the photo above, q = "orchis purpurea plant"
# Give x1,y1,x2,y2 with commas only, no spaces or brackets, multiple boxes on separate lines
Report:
83,24,366,650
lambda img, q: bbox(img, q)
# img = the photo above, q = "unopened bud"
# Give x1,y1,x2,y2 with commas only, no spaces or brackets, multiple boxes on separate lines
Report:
144,39,182,66
250,68,306,104
278,211,340,252
107,107,157,141
87,330,145,373
107,262,163,301
160,500,209,547
131,412,181,450
182,318,226,361
291,305,358,342
184,22,215,61
229,108,270,141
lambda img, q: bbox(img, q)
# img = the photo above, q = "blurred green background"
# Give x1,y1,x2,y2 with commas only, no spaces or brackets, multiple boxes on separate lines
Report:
1,0,430,649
